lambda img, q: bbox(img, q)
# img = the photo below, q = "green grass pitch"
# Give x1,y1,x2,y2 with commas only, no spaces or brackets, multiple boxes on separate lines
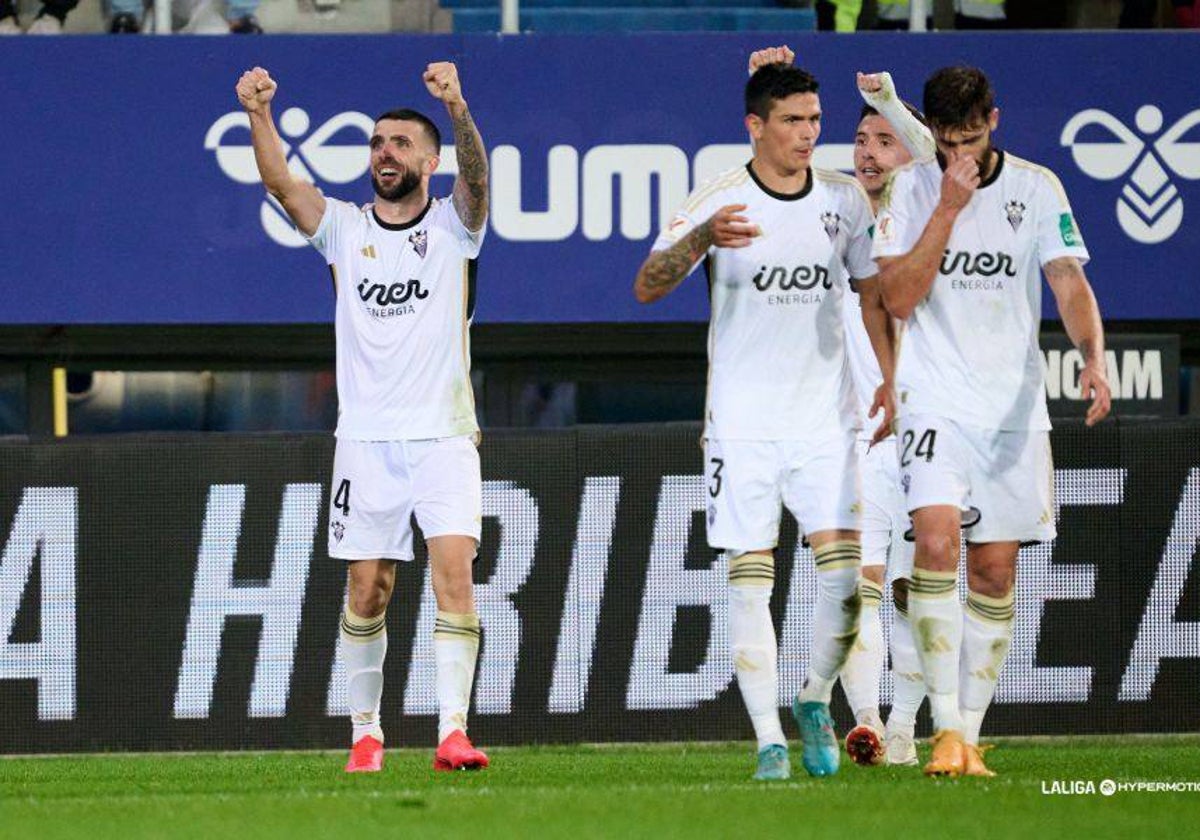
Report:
3,737,1198,839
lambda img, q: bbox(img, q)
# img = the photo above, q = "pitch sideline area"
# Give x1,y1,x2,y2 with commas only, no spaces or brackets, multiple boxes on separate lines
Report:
2,736,1197,837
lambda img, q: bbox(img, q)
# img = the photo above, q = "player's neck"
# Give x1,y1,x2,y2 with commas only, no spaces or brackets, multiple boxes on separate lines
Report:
979,149,1000,183
373,188,430,226
749,157,810,197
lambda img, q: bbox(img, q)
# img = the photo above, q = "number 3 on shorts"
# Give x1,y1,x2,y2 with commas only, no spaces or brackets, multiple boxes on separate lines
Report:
900,429,937,468
333,479,351,516
708,457,724,498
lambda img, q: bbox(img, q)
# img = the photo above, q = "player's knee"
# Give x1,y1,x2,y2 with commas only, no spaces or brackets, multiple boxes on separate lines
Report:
967,566,1014,599
347,567,394,617
861,564,886,586
348,585,390,618
913,530,957,570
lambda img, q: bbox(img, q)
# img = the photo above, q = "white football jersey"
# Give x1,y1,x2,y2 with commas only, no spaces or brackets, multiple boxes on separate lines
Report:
652,163,878,440
873,152,1088,431
308,196,483,441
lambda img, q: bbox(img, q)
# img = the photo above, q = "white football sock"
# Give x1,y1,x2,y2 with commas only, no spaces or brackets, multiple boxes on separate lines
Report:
434,610,481,744
886,595,924,734
728,552,786,750
960,589,1014,745
909,568,964,733
799,541,861,704
341,607,387,744
840,575,884,727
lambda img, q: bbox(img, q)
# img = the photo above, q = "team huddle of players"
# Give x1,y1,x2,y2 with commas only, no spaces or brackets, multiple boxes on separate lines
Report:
237,44,1110,779
635,46,1110,780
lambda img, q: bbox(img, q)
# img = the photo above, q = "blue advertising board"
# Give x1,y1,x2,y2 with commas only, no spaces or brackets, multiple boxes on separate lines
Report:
1,33,1197,324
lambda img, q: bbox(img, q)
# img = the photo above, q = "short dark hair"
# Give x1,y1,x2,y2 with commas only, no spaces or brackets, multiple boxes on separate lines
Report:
374,108,442,152
922,66,994,131
745,64,819,120
859,101,926,125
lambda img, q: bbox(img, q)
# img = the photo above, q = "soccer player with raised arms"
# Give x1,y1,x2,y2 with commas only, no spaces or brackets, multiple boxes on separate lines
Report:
873,66,1111,777
837,68,936,769
634,58,895,781
235,62,491,774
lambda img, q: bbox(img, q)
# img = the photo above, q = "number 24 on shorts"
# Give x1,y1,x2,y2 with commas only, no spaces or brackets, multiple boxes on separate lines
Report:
899,429,937,467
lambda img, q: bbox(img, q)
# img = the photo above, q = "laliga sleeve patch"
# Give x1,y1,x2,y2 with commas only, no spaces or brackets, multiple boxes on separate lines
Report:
875,214,896,247
1059,213,1079,247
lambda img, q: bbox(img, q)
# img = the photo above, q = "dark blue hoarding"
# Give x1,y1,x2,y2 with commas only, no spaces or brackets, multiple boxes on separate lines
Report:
1,33,1197,324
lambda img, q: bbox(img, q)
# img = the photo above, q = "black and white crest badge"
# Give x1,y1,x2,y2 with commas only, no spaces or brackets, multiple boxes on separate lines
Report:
409,229,428,258
820,211,841,242
1005,200,1026,232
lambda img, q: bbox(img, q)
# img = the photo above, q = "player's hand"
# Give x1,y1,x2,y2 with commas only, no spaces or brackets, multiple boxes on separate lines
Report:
939,155,980,212
1079,363,1112,427
236,67,277,114
748,45,795,76
868,381,896,447
424,62,464,105
856,72,892,96
707,204,760,248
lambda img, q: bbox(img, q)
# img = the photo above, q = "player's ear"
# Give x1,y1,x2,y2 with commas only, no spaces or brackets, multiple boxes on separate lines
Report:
425,153,441,176
988,107,1000,132
745,113,763,141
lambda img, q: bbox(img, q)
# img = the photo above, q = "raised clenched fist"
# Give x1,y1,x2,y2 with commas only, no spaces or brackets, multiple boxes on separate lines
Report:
236,67,276,114
423,62,463,105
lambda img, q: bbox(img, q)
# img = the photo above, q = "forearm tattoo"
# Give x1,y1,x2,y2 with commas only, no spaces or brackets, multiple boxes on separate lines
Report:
641,223,714,294
451,106,488,230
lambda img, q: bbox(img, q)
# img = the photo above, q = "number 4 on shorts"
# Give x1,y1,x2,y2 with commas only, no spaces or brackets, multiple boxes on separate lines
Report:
333,479,351,516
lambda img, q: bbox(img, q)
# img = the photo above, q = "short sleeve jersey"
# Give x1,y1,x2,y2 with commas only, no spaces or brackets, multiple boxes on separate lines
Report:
307,196,483,441
872,151,1088,431
652,163,878,440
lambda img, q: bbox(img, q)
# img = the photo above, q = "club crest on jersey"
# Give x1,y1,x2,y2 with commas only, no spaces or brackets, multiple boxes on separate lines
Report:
1005,200,1026,232
820,211,841,241
409,229,428,258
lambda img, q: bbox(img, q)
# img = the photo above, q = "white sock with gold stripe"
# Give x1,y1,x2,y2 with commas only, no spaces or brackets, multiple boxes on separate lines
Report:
960,589,1014,745
799,540,862,704
434,611,481,744
728,552,786,750
839,574,884,727
909,568,963,733
341,607,387,744
887,595,924,733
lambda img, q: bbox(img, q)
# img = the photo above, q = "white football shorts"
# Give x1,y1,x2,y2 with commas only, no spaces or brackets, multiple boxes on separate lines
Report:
896,413,1055,544
327,435,482,561
704,432,861,553
857,437,915,579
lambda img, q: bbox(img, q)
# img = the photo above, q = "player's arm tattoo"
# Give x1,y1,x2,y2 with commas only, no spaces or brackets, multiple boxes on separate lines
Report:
634,222,714,303
449,102,489,232
1045,255,1106,368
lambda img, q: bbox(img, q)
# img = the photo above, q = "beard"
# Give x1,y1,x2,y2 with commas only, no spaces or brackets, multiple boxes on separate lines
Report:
371,167,421,202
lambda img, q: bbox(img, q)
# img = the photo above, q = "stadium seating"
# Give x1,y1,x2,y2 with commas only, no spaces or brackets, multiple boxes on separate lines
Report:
446,0,816,33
